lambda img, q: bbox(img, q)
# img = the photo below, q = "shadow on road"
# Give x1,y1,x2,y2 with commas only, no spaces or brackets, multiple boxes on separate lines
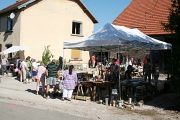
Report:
25,89,36,95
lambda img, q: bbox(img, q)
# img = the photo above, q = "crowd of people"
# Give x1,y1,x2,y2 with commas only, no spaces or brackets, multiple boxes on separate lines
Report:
123,57,160,89
0,54,160,100
0,55,77,101
91,55,160,90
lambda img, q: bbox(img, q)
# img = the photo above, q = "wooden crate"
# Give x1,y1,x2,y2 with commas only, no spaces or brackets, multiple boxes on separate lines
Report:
75,95,91,101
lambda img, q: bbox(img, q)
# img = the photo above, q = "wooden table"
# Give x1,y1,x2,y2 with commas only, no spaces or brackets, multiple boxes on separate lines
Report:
92,81,114,101
76,81,114,101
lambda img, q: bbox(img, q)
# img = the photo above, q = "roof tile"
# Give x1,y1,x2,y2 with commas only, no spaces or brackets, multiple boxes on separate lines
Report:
112,0,171,35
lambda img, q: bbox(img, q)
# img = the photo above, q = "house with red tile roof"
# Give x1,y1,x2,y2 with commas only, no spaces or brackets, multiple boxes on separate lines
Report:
0,0,98,63
112,0,172,72
113,0,171,36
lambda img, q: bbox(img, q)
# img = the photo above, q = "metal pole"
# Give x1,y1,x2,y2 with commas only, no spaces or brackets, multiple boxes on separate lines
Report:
108,51,110,65
62,47,65,80
118,41,121,100
125,48,128,71
150,48,152,82
101,46,103,78
169,48,173,79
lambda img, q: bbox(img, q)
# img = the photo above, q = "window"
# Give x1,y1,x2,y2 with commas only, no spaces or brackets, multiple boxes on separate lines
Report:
72,21,82,35
7,19,13,31
71,50,81,60
0,18,1,31
6,44,12,58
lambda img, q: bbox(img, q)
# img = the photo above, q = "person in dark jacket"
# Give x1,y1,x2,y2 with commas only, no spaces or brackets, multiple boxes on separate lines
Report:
58,56,63,70
124,65,133,81
143,58,151,83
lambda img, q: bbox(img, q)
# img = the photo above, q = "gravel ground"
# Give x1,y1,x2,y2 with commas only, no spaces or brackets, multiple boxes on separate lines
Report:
0,76,179,120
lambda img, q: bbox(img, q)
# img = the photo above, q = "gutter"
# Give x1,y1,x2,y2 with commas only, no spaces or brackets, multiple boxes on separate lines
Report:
18,0,37,9
0,0,37,15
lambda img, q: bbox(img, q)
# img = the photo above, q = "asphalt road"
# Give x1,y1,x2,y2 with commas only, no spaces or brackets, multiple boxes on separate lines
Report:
0,101,89,120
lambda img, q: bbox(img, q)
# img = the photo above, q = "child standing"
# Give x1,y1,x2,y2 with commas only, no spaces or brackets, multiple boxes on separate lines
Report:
57,71,63,97
58,79,64,97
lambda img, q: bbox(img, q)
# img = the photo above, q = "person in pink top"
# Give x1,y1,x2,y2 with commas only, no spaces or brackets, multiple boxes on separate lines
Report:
36,63,46,95
62,65,77,101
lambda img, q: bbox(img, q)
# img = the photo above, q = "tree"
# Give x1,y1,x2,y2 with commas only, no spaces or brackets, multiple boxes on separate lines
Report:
162,0,180,94
163,0,180,36
42,45,54,65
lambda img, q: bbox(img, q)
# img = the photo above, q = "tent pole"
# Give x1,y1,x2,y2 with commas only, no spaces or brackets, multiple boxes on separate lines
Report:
118,41,121,101
101,46,103,78
150,48,152,83
108,51,110,65
170,48,173,79
62,47,65,80
125,48,128,71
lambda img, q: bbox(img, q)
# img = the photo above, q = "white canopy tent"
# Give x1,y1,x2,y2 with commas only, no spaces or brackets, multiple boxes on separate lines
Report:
63,23,172,101
64,23,172,51
0,46,30,55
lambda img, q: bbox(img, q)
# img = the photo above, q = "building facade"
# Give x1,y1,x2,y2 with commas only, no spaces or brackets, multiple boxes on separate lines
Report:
0,0,98,63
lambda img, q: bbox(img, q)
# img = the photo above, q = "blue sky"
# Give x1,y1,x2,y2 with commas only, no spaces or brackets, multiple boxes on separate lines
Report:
0,0,132,32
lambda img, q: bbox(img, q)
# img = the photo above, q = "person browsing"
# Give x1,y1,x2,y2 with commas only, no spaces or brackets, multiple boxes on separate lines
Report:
109,58,119,82
124,65,133,81
62,65,77,101
1,55,8,76
143,58,151,83
44,59,59,99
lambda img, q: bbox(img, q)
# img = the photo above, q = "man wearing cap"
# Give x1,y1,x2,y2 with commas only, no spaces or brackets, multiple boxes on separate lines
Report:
44,59,59,99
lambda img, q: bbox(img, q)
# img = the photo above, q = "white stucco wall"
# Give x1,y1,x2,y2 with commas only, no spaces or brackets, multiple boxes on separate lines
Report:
20,0,94,63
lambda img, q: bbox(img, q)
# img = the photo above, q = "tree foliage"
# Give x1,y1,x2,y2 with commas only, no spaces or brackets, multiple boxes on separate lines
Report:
163,0,180,36
42,45,54,65
162,0,180,94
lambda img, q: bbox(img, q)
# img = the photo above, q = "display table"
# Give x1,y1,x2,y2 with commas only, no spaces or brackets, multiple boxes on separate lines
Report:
121,78,147,103
92,81,114,101
76,81,114,101
65,63,83,70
